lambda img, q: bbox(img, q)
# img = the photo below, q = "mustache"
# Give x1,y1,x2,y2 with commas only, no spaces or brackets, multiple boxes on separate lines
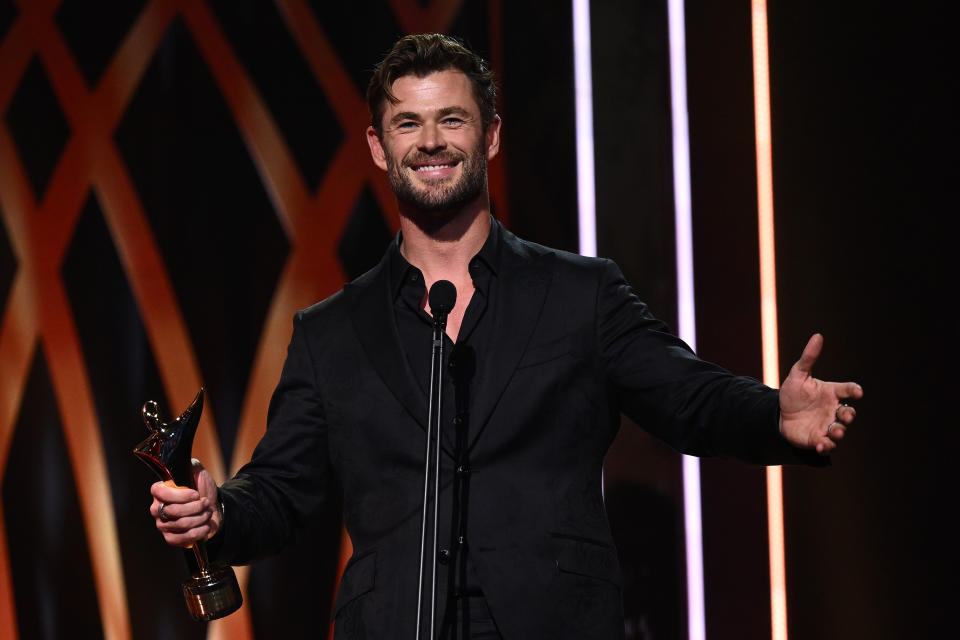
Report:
403,151,465,167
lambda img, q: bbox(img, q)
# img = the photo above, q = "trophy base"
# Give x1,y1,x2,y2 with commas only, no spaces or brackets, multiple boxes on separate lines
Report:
183,564,243,621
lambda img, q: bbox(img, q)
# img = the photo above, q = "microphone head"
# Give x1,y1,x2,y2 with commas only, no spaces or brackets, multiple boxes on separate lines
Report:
428,280,457,317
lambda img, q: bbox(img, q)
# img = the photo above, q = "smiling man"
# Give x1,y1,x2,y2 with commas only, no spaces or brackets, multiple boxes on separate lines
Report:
371,70,496,217
148,34,862,639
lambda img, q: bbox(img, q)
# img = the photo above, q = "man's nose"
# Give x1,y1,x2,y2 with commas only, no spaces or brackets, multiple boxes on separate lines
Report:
417,122,445,152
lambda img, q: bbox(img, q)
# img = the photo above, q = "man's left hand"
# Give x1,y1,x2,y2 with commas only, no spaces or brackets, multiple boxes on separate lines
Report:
779,333,863,455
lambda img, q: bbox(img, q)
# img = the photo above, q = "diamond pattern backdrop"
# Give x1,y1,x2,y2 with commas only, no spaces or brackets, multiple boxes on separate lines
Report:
0,1,506,638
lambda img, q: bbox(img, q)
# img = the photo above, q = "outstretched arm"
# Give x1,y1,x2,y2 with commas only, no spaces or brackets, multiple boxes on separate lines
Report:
779,333,864,455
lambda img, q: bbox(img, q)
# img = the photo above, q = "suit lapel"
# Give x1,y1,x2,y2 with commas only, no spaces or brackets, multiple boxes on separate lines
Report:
344,230,553,455
345,254,454,454
467,233,554,450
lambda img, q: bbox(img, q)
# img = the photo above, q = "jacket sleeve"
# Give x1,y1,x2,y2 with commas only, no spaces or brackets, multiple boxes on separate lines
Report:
209,311,332,564
596,259,825,466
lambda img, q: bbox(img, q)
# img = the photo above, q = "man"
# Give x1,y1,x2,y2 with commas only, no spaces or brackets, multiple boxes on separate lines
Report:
150,34,862,639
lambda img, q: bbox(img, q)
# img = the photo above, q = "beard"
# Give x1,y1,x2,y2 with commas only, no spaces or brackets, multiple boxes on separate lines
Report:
384,139,489,215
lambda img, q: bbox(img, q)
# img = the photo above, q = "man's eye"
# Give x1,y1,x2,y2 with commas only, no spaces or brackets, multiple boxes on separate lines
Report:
442,118,464,126
396,122,418,130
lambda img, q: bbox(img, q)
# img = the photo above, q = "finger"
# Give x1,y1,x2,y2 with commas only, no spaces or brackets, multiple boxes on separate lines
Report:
815,437,836,455
156,511,212,534
154,497,211,521
826,422,846,440
836,404,856,424
151,481,199,504
162,524,213,548
836,382,864,401
792,333,824,376
192,459,217,502
815,421,846,454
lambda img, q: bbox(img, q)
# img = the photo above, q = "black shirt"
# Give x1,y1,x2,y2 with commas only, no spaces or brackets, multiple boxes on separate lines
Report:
387,219,501,602
387,218,500,439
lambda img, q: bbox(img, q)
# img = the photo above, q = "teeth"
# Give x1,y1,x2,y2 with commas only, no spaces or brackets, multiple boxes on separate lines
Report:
416,164,453,171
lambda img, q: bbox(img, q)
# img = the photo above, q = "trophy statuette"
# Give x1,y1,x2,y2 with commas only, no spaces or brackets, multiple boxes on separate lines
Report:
133,388,242,621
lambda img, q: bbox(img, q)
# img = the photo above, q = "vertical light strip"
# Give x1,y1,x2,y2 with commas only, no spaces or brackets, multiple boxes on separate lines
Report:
577,3,706,636
750,2,788,640
666,2,706,640
572,0,597,258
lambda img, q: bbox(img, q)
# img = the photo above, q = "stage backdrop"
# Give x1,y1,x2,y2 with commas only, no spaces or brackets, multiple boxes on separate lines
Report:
0,1,513,639
0,1,589,639
1,1,952,640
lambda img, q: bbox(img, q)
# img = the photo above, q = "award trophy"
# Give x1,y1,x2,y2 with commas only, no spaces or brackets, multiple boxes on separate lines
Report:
133,389,242,621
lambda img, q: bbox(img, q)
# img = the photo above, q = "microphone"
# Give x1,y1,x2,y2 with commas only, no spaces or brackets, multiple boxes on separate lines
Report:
428,280,457,325
417,278,457,640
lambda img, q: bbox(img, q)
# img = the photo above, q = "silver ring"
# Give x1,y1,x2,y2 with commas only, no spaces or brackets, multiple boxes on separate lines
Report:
835,403,851,422
158,502,169,523
827,421,840,437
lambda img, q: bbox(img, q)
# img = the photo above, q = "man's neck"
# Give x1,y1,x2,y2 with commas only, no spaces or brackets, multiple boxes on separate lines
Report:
398,198,490,340
398,201,491,281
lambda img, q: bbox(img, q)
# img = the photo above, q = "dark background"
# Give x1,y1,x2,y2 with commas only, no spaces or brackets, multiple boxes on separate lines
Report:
0,1,952,638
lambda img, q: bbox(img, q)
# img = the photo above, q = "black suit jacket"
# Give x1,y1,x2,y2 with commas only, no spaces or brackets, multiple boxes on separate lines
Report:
212,222,818,639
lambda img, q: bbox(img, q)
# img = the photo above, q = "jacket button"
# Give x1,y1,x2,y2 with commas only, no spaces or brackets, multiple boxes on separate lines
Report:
456,464,470,477
438,549,450,564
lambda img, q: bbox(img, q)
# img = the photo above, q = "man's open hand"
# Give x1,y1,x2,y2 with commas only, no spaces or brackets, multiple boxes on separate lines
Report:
779,334,864,455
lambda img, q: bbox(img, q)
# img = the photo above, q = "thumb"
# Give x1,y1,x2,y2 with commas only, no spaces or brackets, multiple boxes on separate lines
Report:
792,333,823,377
191,458,217,502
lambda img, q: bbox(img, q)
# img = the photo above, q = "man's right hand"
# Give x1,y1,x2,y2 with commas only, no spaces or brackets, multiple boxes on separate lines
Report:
149,458,221,547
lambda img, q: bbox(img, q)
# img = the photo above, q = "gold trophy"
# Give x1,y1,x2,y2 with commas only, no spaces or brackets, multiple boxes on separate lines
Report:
133,389,242,621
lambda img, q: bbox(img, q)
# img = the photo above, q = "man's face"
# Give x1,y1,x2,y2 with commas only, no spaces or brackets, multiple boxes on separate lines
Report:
367,70,500,214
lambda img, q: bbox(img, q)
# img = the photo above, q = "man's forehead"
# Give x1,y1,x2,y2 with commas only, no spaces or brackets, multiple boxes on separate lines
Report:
385,70,478,113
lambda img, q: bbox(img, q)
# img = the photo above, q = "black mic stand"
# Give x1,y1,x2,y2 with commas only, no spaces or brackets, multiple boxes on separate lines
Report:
416,281,456,640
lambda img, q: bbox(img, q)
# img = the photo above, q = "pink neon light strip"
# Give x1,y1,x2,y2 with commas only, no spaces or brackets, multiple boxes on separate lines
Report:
666,2,707,639
572,0,597,259
575,3,706,637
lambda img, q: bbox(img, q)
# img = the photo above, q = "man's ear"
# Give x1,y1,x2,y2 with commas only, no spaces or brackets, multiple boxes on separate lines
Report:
366,126,388,171
485,115,502,161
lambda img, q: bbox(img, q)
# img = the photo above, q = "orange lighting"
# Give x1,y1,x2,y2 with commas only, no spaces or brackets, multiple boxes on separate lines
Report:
1,2,479,639
750,1,788,639
328,526,354,639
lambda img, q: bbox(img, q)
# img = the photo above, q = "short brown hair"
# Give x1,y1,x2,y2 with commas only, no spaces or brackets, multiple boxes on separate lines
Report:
367,34,497,136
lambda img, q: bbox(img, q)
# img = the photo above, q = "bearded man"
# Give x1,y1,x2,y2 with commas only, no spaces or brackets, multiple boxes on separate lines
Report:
148,34,862,639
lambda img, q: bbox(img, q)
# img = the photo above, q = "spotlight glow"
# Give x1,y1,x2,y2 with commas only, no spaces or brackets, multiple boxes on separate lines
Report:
572,0,596,258
577,3,707,637
666,1,707,639
750,1,789,639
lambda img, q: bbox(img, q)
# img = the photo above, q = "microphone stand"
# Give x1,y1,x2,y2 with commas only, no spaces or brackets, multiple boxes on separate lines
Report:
416,301,448,640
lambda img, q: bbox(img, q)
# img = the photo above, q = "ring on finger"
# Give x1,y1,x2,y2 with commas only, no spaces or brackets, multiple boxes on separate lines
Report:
835,402,852,422
159,502,170,523
827,421,841,437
